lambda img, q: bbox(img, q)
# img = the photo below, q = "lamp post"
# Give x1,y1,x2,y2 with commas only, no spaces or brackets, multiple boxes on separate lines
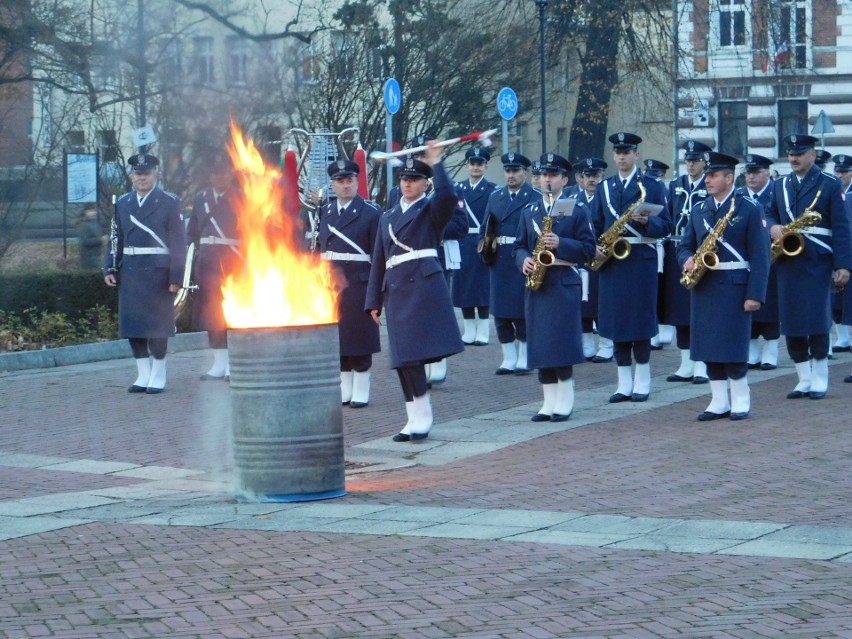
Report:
536,0,547,154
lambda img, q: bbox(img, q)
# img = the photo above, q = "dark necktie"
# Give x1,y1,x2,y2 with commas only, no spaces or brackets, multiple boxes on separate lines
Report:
622,179,628,189
688,182,694,193
510,192,516,200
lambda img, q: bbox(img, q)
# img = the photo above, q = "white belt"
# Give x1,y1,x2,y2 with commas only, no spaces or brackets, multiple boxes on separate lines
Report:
124,247,169,255
496,236,516,245
321,251,371,263
802,227,832,237
710,261,750,271
467,228,480,234
386,248,438,269
622,237,659,245
200,236,240,246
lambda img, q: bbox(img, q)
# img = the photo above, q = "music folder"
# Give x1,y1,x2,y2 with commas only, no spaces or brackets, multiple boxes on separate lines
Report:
551,198,576,217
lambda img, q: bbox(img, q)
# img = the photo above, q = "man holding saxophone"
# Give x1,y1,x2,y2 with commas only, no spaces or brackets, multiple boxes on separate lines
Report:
514,153,597,422
678,152,770,421
589,132,672,404
765,134,852,400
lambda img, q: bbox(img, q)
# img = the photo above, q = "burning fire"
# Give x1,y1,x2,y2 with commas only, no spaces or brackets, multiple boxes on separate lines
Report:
222,123,340,328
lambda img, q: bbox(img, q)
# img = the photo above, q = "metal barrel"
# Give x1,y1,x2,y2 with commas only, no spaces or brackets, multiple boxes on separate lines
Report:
228,324,345,502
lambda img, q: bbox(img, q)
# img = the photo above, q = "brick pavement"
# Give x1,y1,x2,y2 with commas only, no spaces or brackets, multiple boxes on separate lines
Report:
2,330,852,637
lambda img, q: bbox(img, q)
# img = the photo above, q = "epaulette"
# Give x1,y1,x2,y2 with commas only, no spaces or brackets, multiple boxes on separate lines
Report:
161,190,179,201
736,191,759,206
493,185,505,192
820,171,840,182
363,200,382,212
117,192,133,204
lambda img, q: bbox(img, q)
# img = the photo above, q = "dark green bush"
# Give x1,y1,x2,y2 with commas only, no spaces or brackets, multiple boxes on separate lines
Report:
0,271,117,318
0,305,118,351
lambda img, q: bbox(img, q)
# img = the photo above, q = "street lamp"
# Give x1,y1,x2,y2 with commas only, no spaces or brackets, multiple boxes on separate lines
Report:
536,0,547,155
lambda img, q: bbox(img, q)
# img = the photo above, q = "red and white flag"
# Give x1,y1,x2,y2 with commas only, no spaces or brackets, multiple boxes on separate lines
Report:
764,41,790,72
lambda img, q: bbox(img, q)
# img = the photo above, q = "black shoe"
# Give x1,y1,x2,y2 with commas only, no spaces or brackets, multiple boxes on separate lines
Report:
473,340,488,346
833,345,851,352
693,376,709,385
786,389,809,399
698,410,731,421
550,413,571,422
200,373,226,381
146,387,164,395
650,344,663,351
349,401,368,408
411,432,429,441
747,362,761,370
128,385,147,393
808,391,826,400
631,393,649,402
462,338,475,346
496,367,515,375
760,363,777,371
342,400,351,406
845,374,852,383
609,392,631,403
514,368,531,376
392,433,411,442
666,374,693,382
591,355,613,363
531,413,551,422
729,411,749,421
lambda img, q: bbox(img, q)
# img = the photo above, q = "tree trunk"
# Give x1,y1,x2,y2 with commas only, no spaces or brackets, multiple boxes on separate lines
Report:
568,3,622,162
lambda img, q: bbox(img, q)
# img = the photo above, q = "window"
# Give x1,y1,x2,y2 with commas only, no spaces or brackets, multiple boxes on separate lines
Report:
515,120,528,155
257,126,282,166
369,45,386,82
162,39,183,82
778,100,809,153
556,127,568,155
98,130,118,162
226,36,248,85
718,101,748,157
719,0,747,47
774,0,808,69
330,31,355,80
66,130,85,152
298,43,320,85
193,37,215,84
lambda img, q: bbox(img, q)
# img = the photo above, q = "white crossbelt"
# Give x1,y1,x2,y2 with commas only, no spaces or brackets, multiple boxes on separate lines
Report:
802,226,833,237
496,236,515,245
321,251,371,263
710,261,750,271
124,247,169,255
386,249,438,269
622,237,659,245
200,236,240,246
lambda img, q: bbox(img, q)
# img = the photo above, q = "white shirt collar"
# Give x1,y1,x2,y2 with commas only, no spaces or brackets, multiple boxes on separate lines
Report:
400,193,426,213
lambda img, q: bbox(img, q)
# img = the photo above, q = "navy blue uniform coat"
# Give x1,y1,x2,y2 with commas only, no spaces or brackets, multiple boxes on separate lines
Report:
480,182,535,319
573,190,601,320
318,195,382,357
513,194,597,369
739,183,779,325
662,175,708,326
452,177,496,307
105,187,187,338
186,190,241,332
677,191,770,362
765,167,852,336
365,163,464,368
590,172,673,341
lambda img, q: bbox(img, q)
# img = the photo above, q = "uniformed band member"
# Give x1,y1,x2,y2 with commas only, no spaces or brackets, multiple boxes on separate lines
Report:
104,153,187,394
831,154,852,369
530,160,542,191
573,157,613,362
678,152,770,421
365,143,464,442
643,159,670,180
815,149,832,170
741,153,780,370
765,134,852,399
514,153,597,421
387,135,433,209
187,155,241,381
662,140,712,384
454,147,496,345
318,159,382,408
480,152,534,375
590,132,673,403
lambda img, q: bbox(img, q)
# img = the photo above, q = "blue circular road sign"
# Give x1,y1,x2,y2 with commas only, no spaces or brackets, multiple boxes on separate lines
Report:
384,79,401,115
497,87,518,120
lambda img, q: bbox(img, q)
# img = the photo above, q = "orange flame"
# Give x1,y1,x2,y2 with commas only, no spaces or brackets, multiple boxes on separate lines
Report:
222,122,340,328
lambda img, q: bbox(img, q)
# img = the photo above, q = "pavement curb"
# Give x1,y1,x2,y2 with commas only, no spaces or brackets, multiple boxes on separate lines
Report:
0,332,209,373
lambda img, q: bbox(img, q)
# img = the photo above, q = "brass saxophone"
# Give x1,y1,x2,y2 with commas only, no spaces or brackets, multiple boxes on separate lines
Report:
680,197,736,290
526,186,555,291
770,188,822,263
588,180,646,271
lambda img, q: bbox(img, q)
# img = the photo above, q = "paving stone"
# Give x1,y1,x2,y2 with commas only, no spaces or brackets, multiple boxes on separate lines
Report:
0,453,72,468
286,503,393,519
360,506,486,523
552,514,681,535
300,518,435,536
716,540,852,561
0,493,118,516
605,536,742,554
402,522,536,540
504,530,636,547
111,466,205,480
761,524,852,545
0,515,92,540
450,509,584,528
40,459,142,475
653,519,787,540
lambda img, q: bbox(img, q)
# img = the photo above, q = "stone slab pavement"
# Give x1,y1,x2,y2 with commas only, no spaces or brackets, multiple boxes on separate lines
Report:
2,327,852,638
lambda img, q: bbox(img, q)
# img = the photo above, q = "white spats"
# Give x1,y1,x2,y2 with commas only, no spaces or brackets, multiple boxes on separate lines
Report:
810,358,829,395
615,366,633,396
340,371,354,404
499,342,518,372
516,341,529,370
536,383,557,419
350,371,371,407
133,357,152,388
706,379,732,415
461,319,476,344
793,360,812,393
474,318,490,345
729,376,750,415
633,363,651,396
553,379,574,418
410,393,433,435
147,358,167,392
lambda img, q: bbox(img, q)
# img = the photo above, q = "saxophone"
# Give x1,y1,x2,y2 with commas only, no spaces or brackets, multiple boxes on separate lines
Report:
769,188,823,263
588,179,646,271
526,186,555,291
680,197,736,290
